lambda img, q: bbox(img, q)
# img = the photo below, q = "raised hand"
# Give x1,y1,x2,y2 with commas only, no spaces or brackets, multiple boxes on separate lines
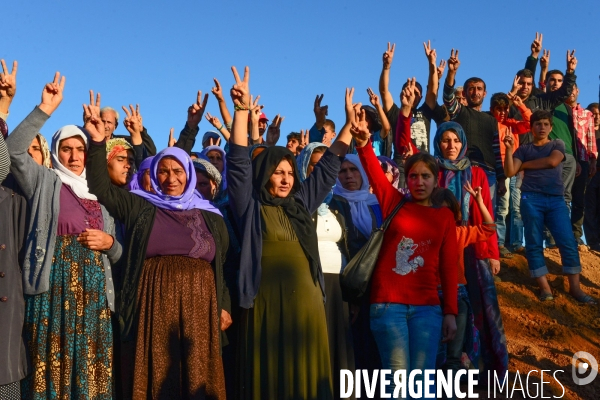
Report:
266,114,284,146
297,129,309,153
314,94,328,124
0,60,17,100
382,42,395,70
503,131,515,151
168,128,176,147
447,49,460,73
367,87,380,108
463,181,482,201
437,59,447,80
249,95,263,125
540,49,550,69
400,78,417,110
82,90,104,141
423,40,437,66
38,72,66,116
187,90,209,128
531,32,543,58
350,108,370,147
509,75,521,97
344,87,355,124
211,78,225,102
122,104,143,136
507,91,523,108
566,50,577,73
230,66,250,109
205,112,223,129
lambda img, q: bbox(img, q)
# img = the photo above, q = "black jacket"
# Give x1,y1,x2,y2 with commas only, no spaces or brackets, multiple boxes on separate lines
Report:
0,185,28,385
86,141,230,344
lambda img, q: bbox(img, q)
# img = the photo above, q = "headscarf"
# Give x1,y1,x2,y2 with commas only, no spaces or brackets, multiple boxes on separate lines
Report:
433,121,472,223
377,156,400,189
130,146,221,215
106,138,133,164
332,154,378,237
36,134,52,168
200,145,227,190
193,158,222,199
252,146,321,283
297,142,332,216
50,125,97,200
129,156,154,191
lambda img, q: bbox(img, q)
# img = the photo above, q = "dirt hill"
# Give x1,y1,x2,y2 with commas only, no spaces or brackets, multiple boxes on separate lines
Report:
483,248,600,399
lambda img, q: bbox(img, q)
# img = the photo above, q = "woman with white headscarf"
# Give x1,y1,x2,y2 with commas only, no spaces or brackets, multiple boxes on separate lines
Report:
6,74,121,399
329,153,383,399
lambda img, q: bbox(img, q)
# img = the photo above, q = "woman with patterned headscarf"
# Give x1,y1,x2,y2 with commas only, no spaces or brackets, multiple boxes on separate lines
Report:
106,138,134,187
26,134,51,168
6,74,122,399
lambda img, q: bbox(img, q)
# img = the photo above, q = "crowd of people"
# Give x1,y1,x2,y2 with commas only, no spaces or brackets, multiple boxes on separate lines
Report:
0,32,598,400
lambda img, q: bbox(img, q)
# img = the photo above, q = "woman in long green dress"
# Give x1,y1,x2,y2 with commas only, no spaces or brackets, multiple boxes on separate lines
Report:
225,67,355,399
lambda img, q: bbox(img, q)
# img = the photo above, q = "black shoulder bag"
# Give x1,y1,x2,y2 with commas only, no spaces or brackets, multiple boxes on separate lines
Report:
340,198,407,303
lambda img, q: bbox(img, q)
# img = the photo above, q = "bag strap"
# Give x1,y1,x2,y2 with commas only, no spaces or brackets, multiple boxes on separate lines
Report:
380,197,407,231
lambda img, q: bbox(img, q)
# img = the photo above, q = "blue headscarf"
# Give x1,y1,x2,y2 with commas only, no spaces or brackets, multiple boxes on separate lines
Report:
433,121,472,223
130,147,221,215
296,142,332,216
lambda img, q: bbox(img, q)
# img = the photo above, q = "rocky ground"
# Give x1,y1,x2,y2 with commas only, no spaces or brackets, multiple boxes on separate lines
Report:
472,248,600,399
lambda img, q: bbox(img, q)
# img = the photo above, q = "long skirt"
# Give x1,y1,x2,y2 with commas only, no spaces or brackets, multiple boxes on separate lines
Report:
323,273,355,400
237,240,333,400
132,255,226,400
21,235,113,399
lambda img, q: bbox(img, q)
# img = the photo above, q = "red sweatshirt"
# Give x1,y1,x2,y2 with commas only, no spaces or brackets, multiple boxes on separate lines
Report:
497,103,532,162
395,111,500,261
357,144,458,315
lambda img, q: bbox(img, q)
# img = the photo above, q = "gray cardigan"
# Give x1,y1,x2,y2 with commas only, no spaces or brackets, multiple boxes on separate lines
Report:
6,107,122,310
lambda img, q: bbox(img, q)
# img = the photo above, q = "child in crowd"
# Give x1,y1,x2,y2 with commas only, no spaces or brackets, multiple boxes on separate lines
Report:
503,110,595,304
490,90,532,257
433,182,496,375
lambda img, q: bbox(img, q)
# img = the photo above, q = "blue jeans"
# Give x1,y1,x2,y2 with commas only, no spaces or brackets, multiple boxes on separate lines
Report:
370,303,442,398
509,174,524,249
483,169,497,210
520,192,581,278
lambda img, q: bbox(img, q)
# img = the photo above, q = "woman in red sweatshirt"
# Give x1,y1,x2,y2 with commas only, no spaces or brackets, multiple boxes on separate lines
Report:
351,108,458,398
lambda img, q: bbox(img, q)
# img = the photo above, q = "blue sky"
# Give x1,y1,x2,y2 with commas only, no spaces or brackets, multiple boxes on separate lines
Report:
3,0,599,151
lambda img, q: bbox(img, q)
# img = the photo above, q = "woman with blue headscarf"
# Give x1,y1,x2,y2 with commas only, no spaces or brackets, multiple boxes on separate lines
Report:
86,103,230,399
432,121,507,380
297,142,355,399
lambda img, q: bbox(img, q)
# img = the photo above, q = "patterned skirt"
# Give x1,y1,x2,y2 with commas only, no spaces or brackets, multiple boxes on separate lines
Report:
132,255,226,400
21,235,113,399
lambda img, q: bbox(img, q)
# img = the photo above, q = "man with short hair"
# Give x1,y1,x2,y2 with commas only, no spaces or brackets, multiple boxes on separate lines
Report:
285,132,302,155
566,87,597,247
443,49,506,206
584,103,600,250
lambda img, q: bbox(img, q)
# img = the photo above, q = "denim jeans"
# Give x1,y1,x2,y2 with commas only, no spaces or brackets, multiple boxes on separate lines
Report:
483,169,497,210
370,303,442,398
509,174,524,249
495,177,521,247
571,161,590,240
520,192,582,277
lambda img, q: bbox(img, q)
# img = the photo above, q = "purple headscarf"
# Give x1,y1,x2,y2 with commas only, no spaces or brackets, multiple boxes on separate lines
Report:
377,156,400,189
130,147,222,215
200,145,227,190
129,156,154,191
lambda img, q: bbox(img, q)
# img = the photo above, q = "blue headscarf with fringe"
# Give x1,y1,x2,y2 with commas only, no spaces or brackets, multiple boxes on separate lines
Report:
296,142,333,216
433,121,472,223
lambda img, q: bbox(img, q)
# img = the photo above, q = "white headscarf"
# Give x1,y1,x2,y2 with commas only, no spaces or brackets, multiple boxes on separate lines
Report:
50,125,97,200
333,154,378,237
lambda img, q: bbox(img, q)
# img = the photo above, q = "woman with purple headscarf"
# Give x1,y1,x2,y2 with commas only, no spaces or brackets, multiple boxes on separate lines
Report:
128,155,154,192
85,102,230,399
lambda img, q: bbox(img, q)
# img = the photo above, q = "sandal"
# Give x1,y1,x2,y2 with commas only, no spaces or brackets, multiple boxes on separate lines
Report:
499,246,514,258
572,294,597,305
538,292,554,302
